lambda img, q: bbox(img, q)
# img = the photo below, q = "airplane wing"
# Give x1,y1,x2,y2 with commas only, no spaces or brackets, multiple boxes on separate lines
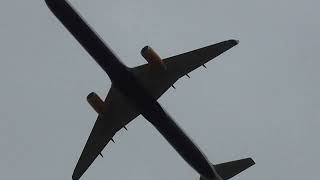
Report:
132,40,239,99
72,86,139,180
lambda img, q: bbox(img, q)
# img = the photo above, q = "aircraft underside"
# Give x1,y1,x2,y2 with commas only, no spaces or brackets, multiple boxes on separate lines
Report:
44,0,255,180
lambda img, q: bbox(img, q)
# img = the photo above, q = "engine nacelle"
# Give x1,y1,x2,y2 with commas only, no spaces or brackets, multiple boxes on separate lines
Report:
141,46,166,69
87,92,107,115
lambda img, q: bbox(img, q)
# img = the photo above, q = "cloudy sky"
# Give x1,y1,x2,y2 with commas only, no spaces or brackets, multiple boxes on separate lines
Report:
0,0,319,179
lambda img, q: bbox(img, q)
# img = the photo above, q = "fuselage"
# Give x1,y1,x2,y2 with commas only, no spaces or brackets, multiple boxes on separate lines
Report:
45,1,221,180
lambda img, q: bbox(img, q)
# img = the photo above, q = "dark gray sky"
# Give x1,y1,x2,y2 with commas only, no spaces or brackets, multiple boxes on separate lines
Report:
1,0,319,179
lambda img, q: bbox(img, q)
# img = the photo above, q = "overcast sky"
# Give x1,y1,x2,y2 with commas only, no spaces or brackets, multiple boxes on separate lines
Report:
1,0,319,179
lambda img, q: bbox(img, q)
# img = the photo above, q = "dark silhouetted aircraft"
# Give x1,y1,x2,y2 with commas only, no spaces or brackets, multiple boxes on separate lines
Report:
44,0,255,180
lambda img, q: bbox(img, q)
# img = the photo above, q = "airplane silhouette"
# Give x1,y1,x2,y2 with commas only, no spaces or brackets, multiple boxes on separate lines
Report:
44,0,255,180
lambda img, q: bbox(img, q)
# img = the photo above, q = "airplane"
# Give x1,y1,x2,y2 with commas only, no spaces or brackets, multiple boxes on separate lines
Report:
44,0,255,180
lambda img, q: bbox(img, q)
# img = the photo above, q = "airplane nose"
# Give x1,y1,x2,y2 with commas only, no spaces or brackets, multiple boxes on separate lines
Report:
44,0,59,10
44,0,65,8
44,0,55,4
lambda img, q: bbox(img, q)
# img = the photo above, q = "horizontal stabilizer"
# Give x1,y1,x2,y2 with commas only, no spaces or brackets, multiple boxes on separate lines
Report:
214,158,255,179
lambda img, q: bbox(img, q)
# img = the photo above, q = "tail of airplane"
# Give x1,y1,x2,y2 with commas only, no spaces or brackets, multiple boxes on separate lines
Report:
200,158,255,180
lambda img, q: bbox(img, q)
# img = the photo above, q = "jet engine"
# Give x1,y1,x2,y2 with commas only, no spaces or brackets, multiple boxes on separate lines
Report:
141,46,166,69
87,92,107,115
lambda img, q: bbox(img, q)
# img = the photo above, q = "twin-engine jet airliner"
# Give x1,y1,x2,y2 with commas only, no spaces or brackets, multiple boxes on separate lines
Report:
45,0,255,180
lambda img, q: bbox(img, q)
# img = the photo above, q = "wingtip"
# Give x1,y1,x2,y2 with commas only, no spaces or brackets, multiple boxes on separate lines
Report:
232,39,240,45
226,39,239,46
248,157,256,165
